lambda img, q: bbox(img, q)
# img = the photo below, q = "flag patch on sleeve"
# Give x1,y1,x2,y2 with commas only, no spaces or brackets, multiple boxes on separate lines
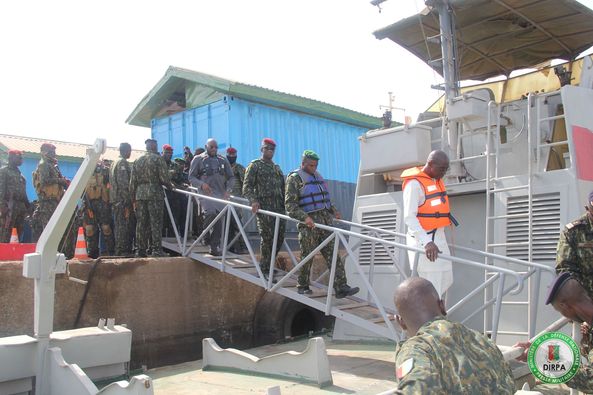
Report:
396,358,414,379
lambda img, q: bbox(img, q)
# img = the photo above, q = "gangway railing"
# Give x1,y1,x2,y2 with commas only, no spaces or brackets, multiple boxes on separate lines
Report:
162,187,535,342
338,217,555,342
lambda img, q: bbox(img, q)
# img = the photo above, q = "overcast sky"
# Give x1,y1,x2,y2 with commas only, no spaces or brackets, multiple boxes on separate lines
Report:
1,0,592,150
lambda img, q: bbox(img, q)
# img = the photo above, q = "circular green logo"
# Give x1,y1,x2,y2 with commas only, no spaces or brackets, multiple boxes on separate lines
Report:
527,332,580,384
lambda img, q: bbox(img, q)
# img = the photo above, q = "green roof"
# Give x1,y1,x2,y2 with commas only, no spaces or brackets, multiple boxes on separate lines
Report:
126,66,382,129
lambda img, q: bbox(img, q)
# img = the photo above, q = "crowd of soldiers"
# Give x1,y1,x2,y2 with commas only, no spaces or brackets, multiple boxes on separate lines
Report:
0,137,359,298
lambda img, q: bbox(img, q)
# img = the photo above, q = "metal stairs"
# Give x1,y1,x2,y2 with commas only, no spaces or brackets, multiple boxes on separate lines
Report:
161,240,399,340
161,188,554,345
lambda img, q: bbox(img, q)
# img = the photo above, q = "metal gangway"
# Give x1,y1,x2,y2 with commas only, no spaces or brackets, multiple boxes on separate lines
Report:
162,187,556,343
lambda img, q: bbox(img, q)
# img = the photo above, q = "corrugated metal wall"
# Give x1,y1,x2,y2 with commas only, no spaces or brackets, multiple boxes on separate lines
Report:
21,156,82,200
152,100,230,156
151,97,367,218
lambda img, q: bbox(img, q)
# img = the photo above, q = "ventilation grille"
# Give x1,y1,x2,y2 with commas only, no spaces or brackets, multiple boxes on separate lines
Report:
358,209,399,265
506,193,561,262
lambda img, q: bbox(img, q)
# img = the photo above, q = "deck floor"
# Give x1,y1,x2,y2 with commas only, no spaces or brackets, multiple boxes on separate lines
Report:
148,335,397,395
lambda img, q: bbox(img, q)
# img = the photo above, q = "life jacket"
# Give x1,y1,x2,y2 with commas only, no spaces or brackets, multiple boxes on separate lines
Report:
401,166,458,232
296,169,332,213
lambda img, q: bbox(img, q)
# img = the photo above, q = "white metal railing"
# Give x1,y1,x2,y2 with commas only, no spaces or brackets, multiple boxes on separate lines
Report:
160,187,545,342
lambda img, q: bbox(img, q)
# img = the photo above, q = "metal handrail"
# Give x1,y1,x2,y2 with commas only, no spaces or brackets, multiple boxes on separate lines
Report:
337,218,554,274
161,187,535,342
175,189,526,290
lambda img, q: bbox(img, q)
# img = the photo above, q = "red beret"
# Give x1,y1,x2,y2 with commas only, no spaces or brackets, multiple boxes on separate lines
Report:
8,149,22,156
226,147,237,154
261,138,276,147
40,143,56,152
162,144,173,152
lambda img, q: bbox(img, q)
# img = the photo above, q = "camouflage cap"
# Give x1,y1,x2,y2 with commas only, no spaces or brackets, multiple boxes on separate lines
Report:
545,272,572,305
302,149,320,160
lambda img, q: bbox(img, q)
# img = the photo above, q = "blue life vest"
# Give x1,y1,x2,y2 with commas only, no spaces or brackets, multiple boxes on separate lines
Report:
297,169,332,213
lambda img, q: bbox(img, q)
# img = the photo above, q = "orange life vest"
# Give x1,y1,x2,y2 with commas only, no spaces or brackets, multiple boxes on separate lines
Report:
401,166,457,232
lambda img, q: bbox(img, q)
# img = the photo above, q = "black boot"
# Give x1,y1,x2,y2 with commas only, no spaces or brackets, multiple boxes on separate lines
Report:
335,284,359,299
297,285,313,295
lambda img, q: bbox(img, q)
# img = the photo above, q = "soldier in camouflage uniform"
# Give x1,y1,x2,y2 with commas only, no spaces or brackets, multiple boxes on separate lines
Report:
514,273,593,393
130,138,173,257
162,144,186,237
394,277,515,394
285,150,358,298
556,190,593,299
0,150,31,242
243,138,285,278
189,138,234,256
82,162,115,258
226,146,247,254
110,143,135,256
32,143,78,259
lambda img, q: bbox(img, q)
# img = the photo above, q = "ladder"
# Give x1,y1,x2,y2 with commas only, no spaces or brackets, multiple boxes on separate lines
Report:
483,92,567,342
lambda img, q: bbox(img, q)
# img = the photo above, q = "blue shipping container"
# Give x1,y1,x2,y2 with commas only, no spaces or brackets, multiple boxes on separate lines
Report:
152,97,367,218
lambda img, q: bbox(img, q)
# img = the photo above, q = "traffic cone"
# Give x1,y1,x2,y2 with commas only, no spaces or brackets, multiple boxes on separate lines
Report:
74,227,89,260
9,228,18,244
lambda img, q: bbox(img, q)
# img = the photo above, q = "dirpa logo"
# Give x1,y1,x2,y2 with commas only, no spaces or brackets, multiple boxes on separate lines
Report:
528,332,580,384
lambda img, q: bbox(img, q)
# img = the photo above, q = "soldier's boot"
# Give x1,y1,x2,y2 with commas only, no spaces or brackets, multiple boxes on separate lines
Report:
335,284,360,299
135,250,148,258
297,285,313,295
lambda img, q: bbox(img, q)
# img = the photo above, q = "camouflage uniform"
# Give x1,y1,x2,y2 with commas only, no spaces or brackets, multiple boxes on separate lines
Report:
0,163,30,242
285,171,348,290
565,347,593,392
163,158,186,237
556,213,593,298
110,155,135,255
82,165,114,258
32,156,77,259
394,317,515,394
243,159,285,274
228,161,247,252
130,151,171,256
231,162,246,197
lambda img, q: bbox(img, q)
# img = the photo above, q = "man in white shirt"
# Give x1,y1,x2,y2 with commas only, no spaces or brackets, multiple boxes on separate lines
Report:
401,150,457,297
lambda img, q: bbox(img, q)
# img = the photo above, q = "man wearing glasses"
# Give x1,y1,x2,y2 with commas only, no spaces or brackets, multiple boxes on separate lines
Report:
401,150,457,297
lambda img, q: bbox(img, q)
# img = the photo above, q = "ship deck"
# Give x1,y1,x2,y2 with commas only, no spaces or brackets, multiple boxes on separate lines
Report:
148,335,396,395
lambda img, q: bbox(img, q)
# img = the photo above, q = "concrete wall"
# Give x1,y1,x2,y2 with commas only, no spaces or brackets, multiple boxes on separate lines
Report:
0,257,265,369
